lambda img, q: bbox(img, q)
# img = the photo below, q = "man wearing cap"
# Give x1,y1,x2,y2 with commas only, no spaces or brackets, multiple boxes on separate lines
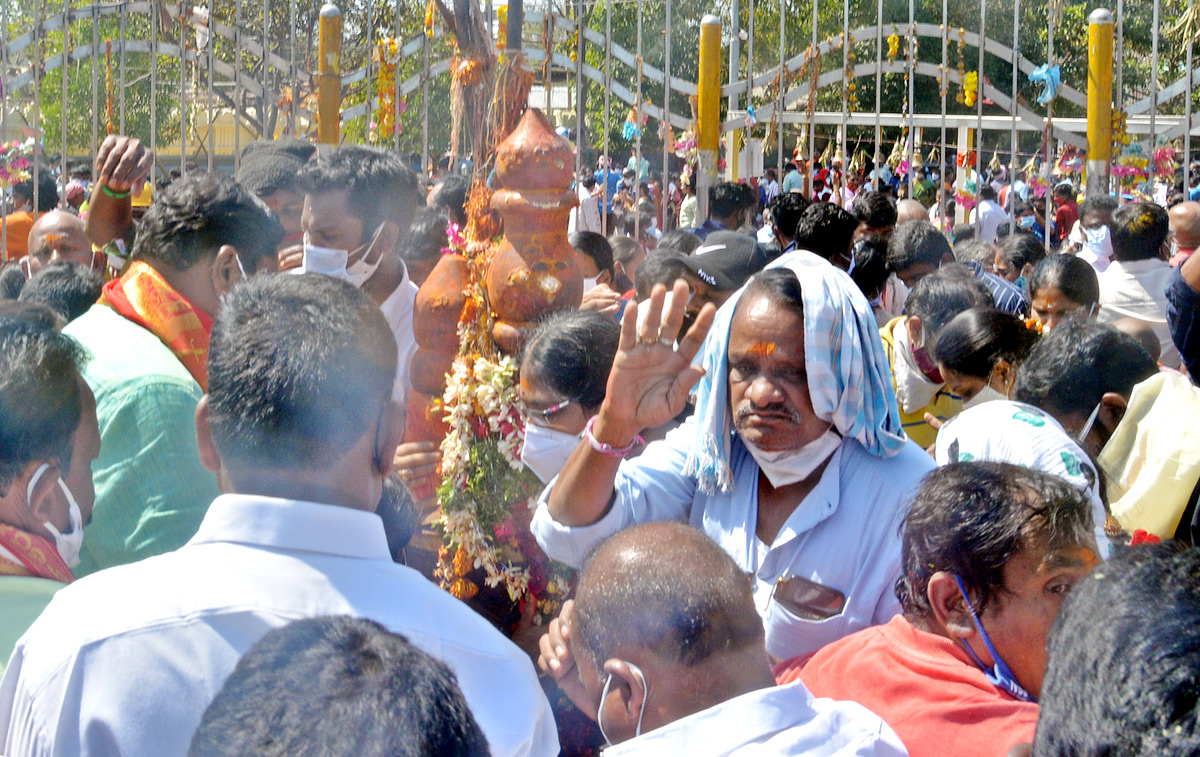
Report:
679,231,781,317
236,138,316,252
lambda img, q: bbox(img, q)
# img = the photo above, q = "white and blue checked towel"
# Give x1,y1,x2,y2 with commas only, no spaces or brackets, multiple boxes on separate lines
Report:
683,250,907,494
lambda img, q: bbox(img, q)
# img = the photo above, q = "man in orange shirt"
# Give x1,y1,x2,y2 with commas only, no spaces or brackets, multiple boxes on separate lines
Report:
775,462,1100,757
3,174,59,262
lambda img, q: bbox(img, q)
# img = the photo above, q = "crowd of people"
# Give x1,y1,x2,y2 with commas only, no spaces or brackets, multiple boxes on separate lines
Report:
1,130,1200,757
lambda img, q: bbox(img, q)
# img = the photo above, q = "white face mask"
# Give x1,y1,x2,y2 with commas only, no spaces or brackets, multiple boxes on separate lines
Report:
962,383,1008,410
1082,225,1113,262
521,423,582,484
597,662,649,746
582,276,599,292
29,462,84,569
742,427,842,488
297,224,385,287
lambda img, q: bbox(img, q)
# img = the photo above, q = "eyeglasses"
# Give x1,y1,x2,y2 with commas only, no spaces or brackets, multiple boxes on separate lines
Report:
520,398,573,427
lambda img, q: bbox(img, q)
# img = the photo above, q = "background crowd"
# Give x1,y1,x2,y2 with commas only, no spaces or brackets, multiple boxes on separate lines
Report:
0,129,1199,756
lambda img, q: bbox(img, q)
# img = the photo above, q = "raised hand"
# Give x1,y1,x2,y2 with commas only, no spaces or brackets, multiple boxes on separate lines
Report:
536,600,595,719
94,135,154,194
592,279,715,447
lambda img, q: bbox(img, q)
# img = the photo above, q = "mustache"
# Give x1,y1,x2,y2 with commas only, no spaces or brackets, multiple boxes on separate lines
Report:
733,403,804,426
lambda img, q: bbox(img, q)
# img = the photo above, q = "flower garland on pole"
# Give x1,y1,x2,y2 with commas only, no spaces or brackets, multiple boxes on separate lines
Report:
372,38,406,143
0,139,35,191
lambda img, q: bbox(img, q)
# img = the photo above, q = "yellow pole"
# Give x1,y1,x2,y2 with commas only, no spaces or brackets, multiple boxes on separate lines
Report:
317,3,343,144
1087,8,1114,197
697,14,722,219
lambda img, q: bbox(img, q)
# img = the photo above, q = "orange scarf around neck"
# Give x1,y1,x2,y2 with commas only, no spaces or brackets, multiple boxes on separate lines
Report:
0,523,73,583
100,260,214,390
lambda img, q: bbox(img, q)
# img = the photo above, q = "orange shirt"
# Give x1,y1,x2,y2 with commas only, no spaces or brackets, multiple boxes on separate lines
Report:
2,211,37,261
776,615,1038,757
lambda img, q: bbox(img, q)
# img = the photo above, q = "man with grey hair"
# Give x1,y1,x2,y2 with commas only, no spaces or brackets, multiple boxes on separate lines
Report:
538,521,906,755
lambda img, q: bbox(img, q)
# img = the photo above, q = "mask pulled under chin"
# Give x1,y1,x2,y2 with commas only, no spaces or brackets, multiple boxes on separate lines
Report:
29,462,84,569
521,423,583,484
742,428,842,488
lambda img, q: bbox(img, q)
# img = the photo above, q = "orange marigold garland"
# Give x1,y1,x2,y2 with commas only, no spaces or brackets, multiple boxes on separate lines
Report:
372,38,406,142
105,40,115,135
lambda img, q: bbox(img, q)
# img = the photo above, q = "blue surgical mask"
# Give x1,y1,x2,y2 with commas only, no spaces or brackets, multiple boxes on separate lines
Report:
1018,215,1035,229
952,574,1036,703
1014,274,1027,293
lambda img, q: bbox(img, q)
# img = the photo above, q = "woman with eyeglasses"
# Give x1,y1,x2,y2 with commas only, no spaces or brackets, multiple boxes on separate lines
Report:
518,309,621,483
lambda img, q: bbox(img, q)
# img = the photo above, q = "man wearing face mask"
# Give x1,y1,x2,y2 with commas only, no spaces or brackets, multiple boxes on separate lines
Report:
0,307,101,673
538,522,907,755
879,270,993,448
62,172,282,576
0,274,558,757
1065,195,1117,273
1015,318,1200,544
1095,201,1181,367
777,463,1099,757
532,251,935,661
293,146,423,408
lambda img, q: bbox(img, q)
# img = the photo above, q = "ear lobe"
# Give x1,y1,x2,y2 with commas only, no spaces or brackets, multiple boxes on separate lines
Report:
993,360,1015,393
375,401,407,477
906,316,924,347
602,659,647,718
1099,391,1129,434
194,396,223,474
213,245,242,294
927,571,977,639
376,221,401,260
24,461,64,526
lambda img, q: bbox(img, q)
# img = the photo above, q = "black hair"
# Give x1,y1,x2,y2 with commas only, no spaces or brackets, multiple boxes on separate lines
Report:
979,184,997,201
1028,255,1099,310
188,616,489,757
709,182,750,221
521,309,620,411
1078,194,1118,222
635,252,688,301
905,268,993,342
297,145,423,244
400,207,448,270
849,234,891,301
997,233,1046,273
896,462,1094,619
610,234,644,266
0,313,86,493
953,239,996,267
13,173,59,212
1110,202,1170,262
18,262,103,323
573,522,765,670
765,192,811,241
130,172,283,272
743,266,804,319
429,173,470,228
794,202,858,262
851,190,898,230
888,220,954,273
655,229,702,256
1053,184,1075,200
1035,543,1200,756
206,273,398,473
1013,318,1158,416
569,231,615,274
932,307,1038,379
0,262,27,300
950,223,976,245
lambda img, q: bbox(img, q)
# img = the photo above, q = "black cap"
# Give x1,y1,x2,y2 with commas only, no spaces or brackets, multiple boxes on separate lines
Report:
679,231,780,291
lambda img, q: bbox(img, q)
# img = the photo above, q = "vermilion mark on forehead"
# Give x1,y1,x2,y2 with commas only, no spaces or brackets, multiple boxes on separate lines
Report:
748,342,776,356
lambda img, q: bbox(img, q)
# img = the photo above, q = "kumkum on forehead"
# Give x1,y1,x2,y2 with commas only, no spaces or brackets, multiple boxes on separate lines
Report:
748,342,777,356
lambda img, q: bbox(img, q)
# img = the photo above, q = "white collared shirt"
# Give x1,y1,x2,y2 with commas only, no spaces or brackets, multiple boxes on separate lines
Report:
531,421,934,659
1097,257,1181,368
603,681,908,756
0,495,558,757
379,265,420,406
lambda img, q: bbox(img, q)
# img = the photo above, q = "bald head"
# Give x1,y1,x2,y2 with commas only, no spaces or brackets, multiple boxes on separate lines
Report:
1170,201,1200,252
26,211,96,277
573,522,764,670
896,199,929,226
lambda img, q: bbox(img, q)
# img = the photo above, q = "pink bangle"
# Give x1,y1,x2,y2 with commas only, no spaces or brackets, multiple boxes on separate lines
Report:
585,415,644,457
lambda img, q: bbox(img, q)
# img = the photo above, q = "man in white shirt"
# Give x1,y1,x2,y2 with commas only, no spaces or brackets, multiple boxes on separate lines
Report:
569,172,602,234
295,146,421,406
0,274,558,757
968,184,1009,244
532,253,933,661
1097,201,1180,367
537,521,907,756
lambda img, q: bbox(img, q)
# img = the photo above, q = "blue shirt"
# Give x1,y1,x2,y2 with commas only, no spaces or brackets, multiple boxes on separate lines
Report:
962,261,1030,316
691,219,728,241
531,421,935,660
1167,265,1200,379
594,168,622,214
